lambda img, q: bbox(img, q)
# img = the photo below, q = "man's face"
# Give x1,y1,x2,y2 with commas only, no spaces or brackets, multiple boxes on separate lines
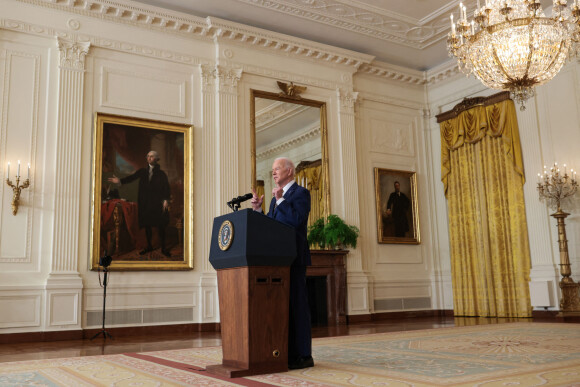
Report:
147,152,157,165
394,182,400,193
272,159,292,187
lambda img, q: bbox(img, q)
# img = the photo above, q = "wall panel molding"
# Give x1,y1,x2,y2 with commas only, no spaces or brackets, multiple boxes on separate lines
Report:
0,292,41,329
100,66,186,117
0,49,39,263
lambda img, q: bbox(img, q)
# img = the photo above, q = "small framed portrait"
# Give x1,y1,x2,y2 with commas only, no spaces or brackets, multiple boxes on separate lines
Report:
90,113,193,270
374,168,420,244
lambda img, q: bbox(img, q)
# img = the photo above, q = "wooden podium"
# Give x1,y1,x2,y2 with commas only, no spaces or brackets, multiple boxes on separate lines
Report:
206,209,296,377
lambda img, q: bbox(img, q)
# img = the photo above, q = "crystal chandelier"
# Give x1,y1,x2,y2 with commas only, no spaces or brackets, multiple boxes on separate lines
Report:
447,0,580,110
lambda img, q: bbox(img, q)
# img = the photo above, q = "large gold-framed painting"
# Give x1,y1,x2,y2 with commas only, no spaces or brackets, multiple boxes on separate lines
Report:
90,113,193,271
374,168,420,244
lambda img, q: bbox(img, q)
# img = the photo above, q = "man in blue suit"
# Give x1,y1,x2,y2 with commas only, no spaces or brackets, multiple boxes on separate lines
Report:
251,157,314,370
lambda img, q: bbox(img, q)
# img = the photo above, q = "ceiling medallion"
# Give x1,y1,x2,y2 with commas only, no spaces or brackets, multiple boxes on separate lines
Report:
447,0,580,110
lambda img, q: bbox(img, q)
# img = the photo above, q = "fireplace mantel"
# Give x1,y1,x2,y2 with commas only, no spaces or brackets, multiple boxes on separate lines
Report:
307,249,348,325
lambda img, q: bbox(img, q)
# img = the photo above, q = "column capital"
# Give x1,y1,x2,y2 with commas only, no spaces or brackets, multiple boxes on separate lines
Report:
57,38,90,71
337,88,359,110
216,65,242,94
200,64,216,93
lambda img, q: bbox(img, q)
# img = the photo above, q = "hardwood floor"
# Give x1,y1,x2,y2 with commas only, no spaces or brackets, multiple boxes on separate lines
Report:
0,315,562,364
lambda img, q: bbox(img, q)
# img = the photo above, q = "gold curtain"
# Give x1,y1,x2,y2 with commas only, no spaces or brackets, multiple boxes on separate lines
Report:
256,180,265,213
296,160,322,228
439,97,532,318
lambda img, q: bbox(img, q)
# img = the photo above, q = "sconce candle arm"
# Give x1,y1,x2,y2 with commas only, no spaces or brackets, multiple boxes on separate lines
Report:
5,176,30,216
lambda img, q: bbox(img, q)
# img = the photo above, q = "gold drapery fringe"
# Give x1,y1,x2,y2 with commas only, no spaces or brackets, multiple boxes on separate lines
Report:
296,159,323,228
439,98,532,318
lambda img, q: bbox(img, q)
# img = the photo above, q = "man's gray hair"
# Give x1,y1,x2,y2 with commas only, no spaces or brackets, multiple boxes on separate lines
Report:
275,157,295,176
148,150,160,161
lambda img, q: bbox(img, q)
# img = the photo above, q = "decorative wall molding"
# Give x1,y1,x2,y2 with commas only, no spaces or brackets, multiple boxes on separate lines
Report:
232,0,452,50
200,64,216,91
236,62,344,89
2,15,438,87
216,65,242,95
15,0,374,70
0,293,41,328
359,62,426,85
216,64,242,215
51,37,90,274
57,37,89,71
337,88,359,110
257,124,320,160
425,60,462,85
369,120,414,157
0,49,39,263
336,87,363,278
255,101,310,132
198,64,217,272
100,65,187,117
1,18,204,66
358,91,425,111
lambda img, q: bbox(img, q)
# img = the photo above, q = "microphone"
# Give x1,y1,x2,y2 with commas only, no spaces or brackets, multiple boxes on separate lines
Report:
227,193,253,211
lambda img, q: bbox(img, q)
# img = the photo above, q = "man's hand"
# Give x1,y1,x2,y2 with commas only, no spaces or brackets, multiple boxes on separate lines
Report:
108,175,120,185
163,200,169,211
272,186,283,200
251,188,264,211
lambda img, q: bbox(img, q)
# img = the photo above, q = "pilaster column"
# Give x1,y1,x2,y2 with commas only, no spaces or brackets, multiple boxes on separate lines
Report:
200,64,217,273
337,88,370,315
337,88,362,270
216,65,243,214
197,64,242,323
44,38,90,331
198,64,219,323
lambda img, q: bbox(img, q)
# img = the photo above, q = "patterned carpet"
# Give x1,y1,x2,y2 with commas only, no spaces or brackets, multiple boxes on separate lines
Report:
1,322,579,386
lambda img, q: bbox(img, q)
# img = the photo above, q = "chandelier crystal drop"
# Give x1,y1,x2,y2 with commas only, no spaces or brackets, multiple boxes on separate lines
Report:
447,0,580,110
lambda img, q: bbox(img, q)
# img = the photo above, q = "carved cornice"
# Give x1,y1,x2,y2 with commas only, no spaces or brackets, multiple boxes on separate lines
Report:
57,38,90,71
257,124,320,160
6,1,463,87
425,60,461,85
232,0,453,50
255,102,311,133
359,61,426,85
15,0,374,70
2,18,204,66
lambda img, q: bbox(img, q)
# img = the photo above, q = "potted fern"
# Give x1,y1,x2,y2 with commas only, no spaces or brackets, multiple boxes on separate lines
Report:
307,214,359,250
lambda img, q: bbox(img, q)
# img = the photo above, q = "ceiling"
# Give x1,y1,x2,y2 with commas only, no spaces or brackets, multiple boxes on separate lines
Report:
132,0,466,71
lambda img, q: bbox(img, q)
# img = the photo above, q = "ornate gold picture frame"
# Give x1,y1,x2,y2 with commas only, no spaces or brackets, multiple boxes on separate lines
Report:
374,168,420,244
90,113,193,270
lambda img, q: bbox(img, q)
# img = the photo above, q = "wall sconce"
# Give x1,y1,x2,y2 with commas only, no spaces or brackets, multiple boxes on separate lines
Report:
5,160,30,215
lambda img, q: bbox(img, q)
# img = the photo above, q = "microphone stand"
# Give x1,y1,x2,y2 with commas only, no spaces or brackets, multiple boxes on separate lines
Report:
227,200,241,212
91,265,113,340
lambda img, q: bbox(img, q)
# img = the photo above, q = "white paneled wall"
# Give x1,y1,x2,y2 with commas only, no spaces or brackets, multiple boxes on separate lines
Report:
2,0,577,335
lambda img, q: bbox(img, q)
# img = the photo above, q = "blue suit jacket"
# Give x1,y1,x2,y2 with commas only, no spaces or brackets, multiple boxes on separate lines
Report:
267,183,311,266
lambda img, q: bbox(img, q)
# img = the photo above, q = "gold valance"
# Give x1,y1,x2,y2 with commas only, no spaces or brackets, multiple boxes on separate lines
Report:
438,93,524,195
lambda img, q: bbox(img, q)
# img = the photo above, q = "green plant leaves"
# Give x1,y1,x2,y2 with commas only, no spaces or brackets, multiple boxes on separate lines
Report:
307,214,360,249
